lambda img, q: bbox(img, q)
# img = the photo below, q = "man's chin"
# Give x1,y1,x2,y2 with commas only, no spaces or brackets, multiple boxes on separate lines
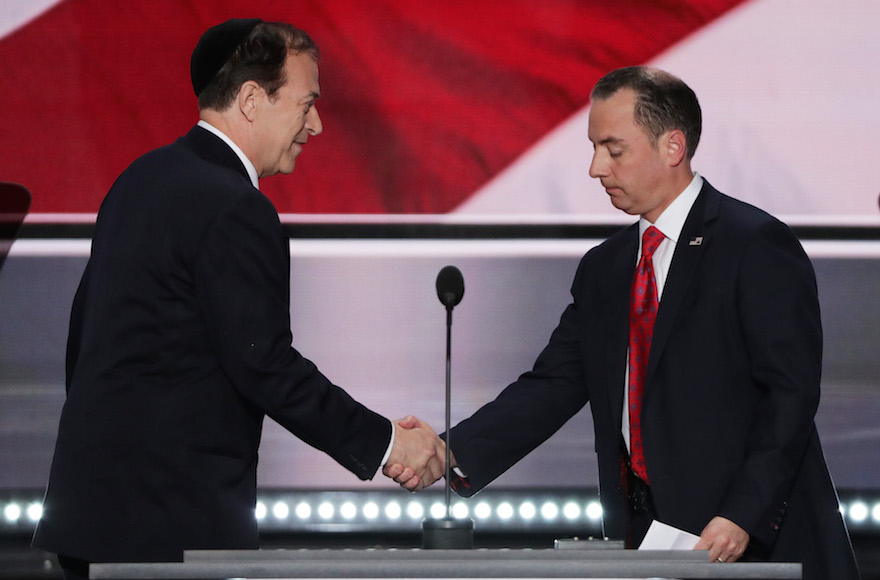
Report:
608,198,634,215
277,159,297,175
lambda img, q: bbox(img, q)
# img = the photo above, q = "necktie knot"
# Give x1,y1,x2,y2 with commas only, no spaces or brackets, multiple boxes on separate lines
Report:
642,226,664,259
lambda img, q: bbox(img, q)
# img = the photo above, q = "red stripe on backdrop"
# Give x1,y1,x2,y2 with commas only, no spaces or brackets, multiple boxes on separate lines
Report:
1,0,746,214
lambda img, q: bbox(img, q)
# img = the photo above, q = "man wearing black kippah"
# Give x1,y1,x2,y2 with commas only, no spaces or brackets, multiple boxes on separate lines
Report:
32,19,445,578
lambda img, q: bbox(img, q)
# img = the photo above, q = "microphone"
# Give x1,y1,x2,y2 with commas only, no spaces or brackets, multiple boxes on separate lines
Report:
436,265,464,308
422,265,473,549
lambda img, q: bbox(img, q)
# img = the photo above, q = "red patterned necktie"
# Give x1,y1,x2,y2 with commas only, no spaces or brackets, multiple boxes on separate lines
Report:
628,225,664,484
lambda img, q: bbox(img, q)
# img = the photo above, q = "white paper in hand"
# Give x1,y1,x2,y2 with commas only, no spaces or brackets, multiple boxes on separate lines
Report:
634,520,701,580
638,519,700,550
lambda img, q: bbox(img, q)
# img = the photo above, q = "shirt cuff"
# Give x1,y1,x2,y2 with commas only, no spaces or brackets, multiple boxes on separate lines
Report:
379,420,395,467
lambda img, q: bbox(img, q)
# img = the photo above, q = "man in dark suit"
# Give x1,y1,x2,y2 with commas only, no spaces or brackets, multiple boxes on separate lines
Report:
33,19,443,579
391,66,860,579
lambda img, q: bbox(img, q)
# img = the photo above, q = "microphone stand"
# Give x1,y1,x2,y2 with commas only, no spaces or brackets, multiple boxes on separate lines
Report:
421,297,474,549
444,304,453,519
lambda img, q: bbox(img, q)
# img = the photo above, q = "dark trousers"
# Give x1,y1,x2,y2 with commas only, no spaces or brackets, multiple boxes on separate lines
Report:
58,554,90,580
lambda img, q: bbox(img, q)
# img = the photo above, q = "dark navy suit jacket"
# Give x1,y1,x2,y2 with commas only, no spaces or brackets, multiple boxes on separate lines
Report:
34,126,391,563
449,181,859,579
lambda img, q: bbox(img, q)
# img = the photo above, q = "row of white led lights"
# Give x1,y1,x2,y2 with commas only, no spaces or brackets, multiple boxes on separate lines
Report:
4,500,880,527
3,502,43,525
256,498,605,525
253,499,880,527
849,501,880,524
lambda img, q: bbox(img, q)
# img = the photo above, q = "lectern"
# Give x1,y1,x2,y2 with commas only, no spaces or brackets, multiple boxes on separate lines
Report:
90,544,801,579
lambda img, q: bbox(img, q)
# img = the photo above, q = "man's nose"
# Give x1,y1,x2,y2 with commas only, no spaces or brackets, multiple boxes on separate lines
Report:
588,151,605,178
307,107,323,136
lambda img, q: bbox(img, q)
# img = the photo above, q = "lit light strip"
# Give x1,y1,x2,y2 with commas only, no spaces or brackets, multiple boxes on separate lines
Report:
285,239,603,259
3,490,880,534
8,238,880,260
24,212,880,228
801,240,880,259
7,239,92,257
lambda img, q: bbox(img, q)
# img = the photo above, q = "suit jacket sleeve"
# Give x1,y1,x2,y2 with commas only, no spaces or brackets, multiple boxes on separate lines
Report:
448,258,592,495
193,191,391,480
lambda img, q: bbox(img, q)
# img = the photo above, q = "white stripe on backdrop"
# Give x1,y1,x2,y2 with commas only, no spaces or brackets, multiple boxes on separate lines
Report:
457,0,880,225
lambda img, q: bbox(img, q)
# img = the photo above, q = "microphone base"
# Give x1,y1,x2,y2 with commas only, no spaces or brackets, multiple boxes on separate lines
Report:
421,517,475,549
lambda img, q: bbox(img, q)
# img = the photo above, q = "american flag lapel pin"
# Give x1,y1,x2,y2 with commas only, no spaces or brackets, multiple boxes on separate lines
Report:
689,236,703,246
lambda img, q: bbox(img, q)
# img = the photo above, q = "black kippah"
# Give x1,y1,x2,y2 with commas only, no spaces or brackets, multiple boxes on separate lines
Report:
190,18,263,98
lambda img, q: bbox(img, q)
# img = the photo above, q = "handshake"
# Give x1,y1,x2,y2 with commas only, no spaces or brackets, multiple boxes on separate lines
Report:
383,415,451,491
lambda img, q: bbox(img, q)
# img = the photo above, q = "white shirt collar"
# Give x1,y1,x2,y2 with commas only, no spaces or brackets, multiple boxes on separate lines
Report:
639,172,703,243
196,120,260,190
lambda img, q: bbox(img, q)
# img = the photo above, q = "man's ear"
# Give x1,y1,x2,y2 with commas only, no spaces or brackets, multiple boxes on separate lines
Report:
665,130,687,167
237,81,262,122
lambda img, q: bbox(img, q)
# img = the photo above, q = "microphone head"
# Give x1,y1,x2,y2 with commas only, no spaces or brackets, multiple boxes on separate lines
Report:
436,265,464,308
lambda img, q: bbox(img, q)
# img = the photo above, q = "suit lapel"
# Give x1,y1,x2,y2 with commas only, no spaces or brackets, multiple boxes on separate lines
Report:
607,226,639,434
645,183,721,387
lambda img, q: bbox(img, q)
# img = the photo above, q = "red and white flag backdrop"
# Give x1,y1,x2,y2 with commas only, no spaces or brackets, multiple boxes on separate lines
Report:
1,0,878,222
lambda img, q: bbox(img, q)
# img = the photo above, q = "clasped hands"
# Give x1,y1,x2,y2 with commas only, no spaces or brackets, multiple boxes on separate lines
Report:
383,415,447,491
